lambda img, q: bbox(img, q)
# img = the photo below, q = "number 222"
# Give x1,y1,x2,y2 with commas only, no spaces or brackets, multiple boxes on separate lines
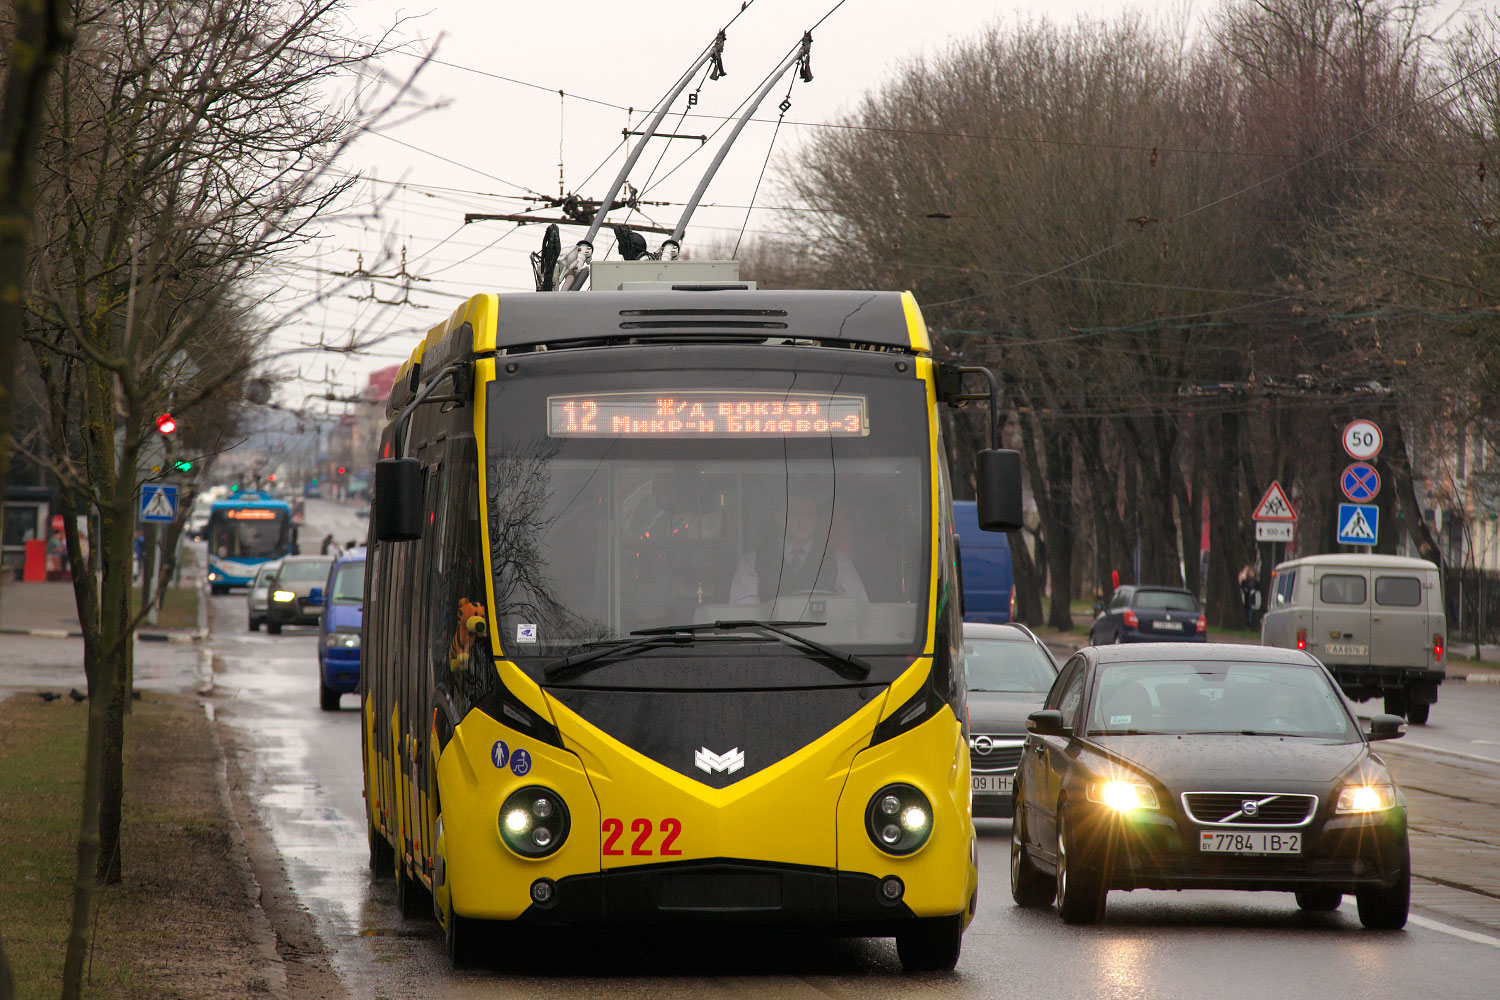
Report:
601,817,682,856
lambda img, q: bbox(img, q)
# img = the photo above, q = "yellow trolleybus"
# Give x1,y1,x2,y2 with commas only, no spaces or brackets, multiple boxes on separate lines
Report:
361,280,1020,971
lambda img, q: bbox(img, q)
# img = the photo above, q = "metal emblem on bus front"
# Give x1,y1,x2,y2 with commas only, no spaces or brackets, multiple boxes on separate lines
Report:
695,747,745,774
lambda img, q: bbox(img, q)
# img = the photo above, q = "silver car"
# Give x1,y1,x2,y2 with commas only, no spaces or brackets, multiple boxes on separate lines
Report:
246,561,281,631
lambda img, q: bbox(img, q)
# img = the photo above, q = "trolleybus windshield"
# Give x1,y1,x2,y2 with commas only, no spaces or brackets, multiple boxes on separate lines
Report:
487,370,931,662
208,507,289,559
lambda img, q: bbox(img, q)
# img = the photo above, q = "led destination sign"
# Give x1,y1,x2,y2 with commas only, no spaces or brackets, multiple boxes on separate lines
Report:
548,392,869,439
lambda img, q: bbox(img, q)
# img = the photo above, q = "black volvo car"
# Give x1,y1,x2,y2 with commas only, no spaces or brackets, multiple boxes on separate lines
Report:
1010,644,1409,928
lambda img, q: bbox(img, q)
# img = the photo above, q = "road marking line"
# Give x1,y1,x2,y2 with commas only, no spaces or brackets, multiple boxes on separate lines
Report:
1397,741,1500,767
1410,913,1500,949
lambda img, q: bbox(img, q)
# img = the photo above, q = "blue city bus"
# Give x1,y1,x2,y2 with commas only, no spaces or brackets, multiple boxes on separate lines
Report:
206,492,292,593
954,500,1014,623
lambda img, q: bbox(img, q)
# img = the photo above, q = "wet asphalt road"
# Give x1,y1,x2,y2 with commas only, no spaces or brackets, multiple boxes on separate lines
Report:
198,500,1500,997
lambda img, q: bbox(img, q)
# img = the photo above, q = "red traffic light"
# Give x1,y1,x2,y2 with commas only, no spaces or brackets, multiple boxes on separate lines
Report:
337,466,346,475
268,473,277,482
155,413,177,435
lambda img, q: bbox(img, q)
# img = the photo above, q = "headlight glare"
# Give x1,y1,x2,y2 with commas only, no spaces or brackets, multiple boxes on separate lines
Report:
499,786,569,858
1336,782,1395,814
866,784,933,855
272,590,295,602
1087,779,1158,812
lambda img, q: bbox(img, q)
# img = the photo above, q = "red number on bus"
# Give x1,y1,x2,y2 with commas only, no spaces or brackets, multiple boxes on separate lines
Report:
659,817,683,856
630,817,653,855
601,817,624,855
581,400,597,431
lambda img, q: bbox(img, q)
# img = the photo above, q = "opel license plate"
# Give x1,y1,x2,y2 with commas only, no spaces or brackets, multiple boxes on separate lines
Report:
1199,831,1301,854
972,773,1012,795
1155,620,1184,631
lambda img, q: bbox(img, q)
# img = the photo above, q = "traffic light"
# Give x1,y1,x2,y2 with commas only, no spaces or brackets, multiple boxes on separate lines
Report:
268,473,276,483
310,478,319,486
173,460,193,472
155,413,177,435
230,484,240,493
337,466,346,475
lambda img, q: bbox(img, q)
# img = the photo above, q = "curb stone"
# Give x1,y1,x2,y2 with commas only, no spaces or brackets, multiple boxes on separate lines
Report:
0,625,206,643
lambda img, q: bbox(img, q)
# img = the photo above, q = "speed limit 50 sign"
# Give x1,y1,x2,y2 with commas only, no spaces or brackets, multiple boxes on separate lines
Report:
1342,419,1382,461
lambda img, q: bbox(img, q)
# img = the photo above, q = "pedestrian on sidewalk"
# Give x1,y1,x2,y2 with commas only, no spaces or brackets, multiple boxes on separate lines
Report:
1238,565,1262,630
320,533,335,555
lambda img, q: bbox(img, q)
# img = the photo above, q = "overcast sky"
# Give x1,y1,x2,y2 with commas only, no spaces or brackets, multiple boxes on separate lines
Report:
269,0,1476,413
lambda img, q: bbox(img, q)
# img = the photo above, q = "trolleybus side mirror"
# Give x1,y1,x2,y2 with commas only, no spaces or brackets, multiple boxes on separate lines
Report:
374,458,423,541
976,448,1023,532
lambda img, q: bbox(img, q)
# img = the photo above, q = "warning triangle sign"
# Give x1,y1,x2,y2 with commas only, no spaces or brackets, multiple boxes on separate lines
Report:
1339,506,1376,543
1252,481,1297,521
142,488,175,519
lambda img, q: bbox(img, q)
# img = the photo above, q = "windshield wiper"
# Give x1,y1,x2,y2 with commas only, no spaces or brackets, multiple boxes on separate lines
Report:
541,633,695,683
631,620,872,681
1088,729,1169,736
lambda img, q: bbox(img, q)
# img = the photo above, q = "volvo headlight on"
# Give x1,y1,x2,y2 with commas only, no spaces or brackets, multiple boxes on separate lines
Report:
499,786,570,858
1087,779,1158,813
1336,782,1396,814
865,784,933,856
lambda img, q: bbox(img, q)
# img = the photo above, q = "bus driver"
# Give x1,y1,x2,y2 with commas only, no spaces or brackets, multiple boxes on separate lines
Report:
729,490,867,604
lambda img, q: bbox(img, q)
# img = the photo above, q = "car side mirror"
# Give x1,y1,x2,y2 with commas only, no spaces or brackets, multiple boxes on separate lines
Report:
374,457,423,541
307,587,323,607
975,448,1023,531
1027,709,1067,737
1367,714,1406,741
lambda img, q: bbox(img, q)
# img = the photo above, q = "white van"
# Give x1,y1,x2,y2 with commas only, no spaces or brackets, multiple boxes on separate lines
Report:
1261,553,1445,724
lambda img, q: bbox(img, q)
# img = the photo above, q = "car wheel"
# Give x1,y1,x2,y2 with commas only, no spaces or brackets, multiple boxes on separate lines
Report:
248,617,260,632
895,914,963,973
1406,699,1430,726
1010,802,1056,907
1295,889,1342,912
446,905,485,968
267,620,282,635
1383,690,1408,718
396,856,430,919
1055,805,1107,924
368,821,394,875
1356,840,1410,930
319,679,340,712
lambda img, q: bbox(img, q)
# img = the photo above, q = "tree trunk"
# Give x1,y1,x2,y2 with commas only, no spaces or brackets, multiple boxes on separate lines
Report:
1042,431,1075,631
1008,527,1046,626
1385,414,1442,566
1207,410,1250,629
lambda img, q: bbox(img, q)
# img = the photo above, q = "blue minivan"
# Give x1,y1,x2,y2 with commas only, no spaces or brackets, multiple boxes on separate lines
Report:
317,548,365,711
953,500,1014,624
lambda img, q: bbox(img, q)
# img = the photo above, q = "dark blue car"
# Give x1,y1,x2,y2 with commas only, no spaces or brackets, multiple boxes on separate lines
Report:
1089,585,1207,645
318,549,365,710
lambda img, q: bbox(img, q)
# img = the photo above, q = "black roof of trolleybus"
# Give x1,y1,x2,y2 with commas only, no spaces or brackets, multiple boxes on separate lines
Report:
402,289,921,402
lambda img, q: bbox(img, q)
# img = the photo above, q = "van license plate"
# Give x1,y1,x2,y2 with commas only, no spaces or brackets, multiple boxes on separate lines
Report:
1155,621,1183,631
972,774,1012,795
1200,831,1301,854
1325,643,1368,656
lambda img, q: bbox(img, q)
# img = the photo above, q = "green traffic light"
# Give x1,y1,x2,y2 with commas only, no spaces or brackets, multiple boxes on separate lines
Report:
174,460,193,472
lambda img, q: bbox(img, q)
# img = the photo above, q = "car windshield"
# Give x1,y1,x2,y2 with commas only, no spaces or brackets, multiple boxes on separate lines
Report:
278,559,331,583
1088,659,1357,739
253,564,279,586
485,370,931,662
330,562,365,603
964,637,1056,692
1133,590,1199,612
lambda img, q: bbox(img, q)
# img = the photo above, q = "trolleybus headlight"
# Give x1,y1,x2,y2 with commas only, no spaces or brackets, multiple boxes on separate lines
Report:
865,784,932,856
498,786,569,858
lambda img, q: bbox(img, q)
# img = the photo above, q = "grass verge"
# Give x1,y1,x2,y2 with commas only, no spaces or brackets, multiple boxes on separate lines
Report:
128,584,199,631
0,693,269,999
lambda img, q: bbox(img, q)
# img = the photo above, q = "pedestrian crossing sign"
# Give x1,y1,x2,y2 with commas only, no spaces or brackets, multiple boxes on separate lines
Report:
139,484,179,523
1337,502,1378,546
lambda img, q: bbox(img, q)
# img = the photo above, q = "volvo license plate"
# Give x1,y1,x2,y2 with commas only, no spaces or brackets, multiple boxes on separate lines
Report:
972,773,1012,795
1199,831,1301,854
